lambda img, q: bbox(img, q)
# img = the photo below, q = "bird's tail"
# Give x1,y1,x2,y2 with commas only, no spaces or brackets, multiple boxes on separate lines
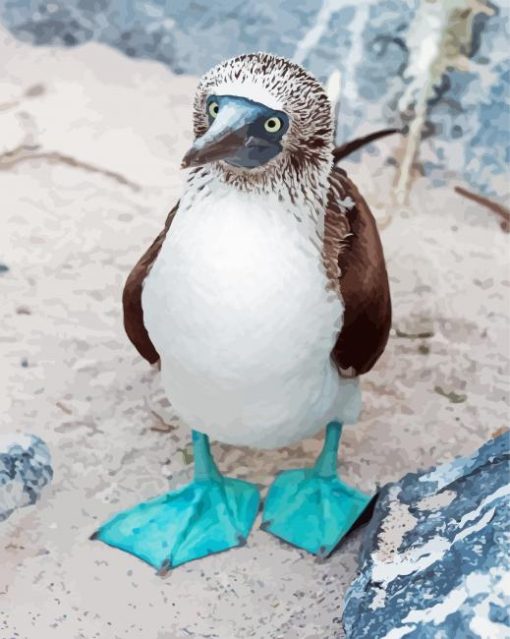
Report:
332,128,401,163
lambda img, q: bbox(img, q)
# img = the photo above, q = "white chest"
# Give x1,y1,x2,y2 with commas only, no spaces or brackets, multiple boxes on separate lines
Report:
141,182,353,447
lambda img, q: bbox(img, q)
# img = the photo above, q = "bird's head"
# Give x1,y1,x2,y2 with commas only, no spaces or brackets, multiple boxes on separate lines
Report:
182,53,334,189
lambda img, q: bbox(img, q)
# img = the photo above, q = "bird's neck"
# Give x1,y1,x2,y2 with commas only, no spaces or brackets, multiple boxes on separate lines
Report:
186,160,332,240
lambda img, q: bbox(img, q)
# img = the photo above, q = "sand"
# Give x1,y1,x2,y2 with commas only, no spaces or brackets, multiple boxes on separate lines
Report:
0,27,508,639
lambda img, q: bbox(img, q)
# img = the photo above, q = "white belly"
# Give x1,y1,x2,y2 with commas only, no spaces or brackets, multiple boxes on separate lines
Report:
142,183,360,448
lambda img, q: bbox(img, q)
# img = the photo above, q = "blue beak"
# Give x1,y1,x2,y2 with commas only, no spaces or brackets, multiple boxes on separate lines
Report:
181,96,289,170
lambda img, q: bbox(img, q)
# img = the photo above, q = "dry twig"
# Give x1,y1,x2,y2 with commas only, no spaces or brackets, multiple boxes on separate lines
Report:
454,185,510,233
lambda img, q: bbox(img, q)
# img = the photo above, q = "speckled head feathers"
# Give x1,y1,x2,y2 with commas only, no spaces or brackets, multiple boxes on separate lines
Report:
192,53,334,171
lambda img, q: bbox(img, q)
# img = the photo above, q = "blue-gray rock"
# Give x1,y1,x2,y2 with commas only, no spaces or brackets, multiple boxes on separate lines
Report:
343,432,510,639
0,2,508,197
0,434,53,522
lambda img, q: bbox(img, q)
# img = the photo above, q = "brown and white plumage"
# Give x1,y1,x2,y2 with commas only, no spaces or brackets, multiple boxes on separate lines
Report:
123,162,392,378
122,53,392,447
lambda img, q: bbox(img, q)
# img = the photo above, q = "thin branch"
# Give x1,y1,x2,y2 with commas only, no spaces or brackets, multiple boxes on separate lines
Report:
455,185,510,233
149,409,175,433
333,129,401,163
0,144,141,191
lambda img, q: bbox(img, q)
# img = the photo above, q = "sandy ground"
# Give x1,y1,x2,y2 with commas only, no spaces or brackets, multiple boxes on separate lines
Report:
0,27,508,639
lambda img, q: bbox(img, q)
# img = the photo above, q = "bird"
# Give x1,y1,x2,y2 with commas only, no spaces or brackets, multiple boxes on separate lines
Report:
93,53,392,572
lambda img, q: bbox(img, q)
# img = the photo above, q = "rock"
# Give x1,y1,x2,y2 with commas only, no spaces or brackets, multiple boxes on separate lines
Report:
343,432,510,639
0,1,508,197
0,433,53,522
0,23,508,639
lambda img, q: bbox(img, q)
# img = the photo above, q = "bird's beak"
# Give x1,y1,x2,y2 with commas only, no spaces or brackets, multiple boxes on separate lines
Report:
181,102,261,169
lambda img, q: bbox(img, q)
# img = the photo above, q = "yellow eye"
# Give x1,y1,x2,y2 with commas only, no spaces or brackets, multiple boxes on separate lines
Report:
208,101,219,118
264,117,282,133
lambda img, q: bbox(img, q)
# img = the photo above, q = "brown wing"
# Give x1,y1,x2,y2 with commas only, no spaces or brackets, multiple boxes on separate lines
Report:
124,131,394,368
326,167,391,376
122,204,178,364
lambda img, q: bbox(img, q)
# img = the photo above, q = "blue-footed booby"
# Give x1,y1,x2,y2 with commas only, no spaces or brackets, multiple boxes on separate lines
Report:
93,53,393,572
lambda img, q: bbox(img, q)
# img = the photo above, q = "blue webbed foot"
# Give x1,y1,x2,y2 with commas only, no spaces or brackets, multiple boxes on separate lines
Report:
261,469,370,558
94,476,259,571
261,422,371,558
92,431,260,571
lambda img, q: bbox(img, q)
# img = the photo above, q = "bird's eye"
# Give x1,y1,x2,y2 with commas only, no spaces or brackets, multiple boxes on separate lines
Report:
264,117,282,133
208,101,219,118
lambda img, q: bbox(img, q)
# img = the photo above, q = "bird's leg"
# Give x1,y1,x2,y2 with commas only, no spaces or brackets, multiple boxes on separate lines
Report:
261,421,371,558
192,429,222,481
92,430,260,572
312,420,343,478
